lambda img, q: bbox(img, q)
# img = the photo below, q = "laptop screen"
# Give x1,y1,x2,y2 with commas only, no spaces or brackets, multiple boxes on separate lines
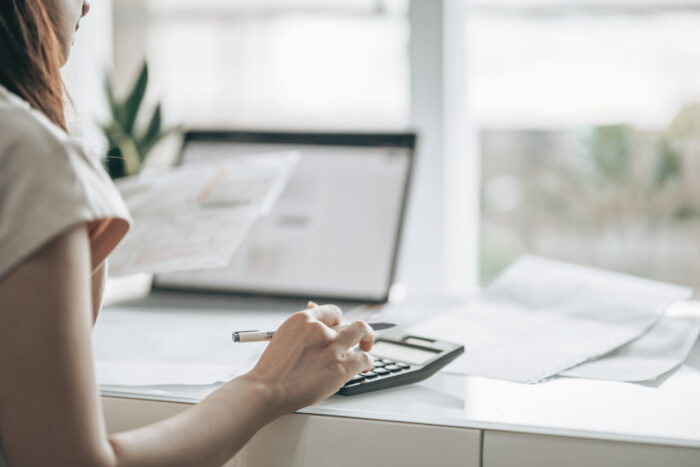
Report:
153,131,415,303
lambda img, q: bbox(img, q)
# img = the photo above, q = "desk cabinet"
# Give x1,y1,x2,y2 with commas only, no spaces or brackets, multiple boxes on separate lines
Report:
483,431,700,467
102,396,482,467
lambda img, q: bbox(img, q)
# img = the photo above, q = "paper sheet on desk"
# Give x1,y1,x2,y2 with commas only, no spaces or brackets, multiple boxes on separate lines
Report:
407,256,692,383
560,314,700,382
108,153,298,276
92,307,290,386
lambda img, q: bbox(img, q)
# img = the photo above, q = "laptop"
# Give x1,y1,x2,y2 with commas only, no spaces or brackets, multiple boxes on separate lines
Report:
126,130,416,315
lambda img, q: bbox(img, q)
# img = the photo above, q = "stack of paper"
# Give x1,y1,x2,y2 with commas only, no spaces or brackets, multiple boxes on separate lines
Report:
408,256,693,384
560,314,699,382
109,152,298,276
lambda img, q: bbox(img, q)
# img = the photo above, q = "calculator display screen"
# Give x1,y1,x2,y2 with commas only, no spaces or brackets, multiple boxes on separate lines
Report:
371,341,439,365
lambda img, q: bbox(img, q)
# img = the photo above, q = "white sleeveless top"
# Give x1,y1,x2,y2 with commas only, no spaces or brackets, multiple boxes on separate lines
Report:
0,84,132,466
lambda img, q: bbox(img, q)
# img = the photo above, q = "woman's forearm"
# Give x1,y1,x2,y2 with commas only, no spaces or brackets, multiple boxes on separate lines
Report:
103,307,375,467
107,374,279,467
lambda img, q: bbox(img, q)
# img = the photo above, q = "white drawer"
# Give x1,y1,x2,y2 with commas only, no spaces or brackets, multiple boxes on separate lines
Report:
102,396,481,467
483,430,700,467
239,414,480,467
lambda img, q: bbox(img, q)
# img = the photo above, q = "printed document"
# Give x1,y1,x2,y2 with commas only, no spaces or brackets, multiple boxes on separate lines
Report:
108,153,298,276
408,256,692,383
561,314,699,382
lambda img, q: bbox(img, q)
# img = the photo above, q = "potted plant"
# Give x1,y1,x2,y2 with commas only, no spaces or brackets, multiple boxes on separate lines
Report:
102,62,178,179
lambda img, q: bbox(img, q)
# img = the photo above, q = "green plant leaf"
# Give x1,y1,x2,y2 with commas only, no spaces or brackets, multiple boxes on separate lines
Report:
100,123,117,149
104,75,127,129
99,61,184,177
104,76,117,115
141,125,184,162
672,204,700,222
139,103,162,161
123,62,149,134
653,140,682,190
587,125,636,182
105,145,128,179
116,134,142,176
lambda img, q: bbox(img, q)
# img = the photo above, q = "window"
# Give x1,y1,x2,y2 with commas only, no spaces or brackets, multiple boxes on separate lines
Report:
110,1,700,293
114,0,410,130
471,1,700,294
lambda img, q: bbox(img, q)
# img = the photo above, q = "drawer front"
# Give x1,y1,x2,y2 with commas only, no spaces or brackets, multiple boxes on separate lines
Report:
102,397,481,467
483,430,700,467
240,414,481,467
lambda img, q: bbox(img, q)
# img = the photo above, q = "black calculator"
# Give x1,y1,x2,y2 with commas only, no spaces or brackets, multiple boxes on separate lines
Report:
337,335,464,396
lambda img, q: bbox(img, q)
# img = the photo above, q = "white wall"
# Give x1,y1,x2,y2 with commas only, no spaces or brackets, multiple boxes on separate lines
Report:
63,0,113,154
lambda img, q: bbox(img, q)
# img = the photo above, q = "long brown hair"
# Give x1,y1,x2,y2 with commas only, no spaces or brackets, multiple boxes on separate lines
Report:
0,0,67,131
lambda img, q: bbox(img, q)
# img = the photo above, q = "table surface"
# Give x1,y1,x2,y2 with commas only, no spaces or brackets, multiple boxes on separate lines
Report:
99,292,700,449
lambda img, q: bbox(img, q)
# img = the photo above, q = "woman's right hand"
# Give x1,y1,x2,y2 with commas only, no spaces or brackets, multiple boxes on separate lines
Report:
246,304,375,415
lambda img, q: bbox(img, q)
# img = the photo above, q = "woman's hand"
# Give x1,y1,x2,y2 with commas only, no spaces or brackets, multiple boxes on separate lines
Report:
246,304,375,415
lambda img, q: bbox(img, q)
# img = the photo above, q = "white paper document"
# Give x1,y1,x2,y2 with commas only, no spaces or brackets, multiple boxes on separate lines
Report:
408,256,692,383
561,315,700,382
108,153,298,276
93,306,291,386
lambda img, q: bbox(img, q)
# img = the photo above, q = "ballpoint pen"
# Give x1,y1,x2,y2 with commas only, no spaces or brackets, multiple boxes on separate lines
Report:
233,300,395,343
232,321,396,343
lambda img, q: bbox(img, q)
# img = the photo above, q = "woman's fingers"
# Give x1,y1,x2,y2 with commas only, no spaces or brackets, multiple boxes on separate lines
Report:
335,320,375,352
250,304,380,412
302,304,375,352
345,350,374,375
306,304,342,328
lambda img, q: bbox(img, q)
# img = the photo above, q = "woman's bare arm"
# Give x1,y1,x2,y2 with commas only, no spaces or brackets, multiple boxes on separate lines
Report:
91,263,107,324
0,224,374,466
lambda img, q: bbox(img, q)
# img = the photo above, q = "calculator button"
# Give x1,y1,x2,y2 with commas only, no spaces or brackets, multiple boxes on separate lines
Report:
396,362,410,369
381,359,395,365
347,374,365,384
384,364,401,372
372,362,386,368
373,367,390,375
363,371,378,378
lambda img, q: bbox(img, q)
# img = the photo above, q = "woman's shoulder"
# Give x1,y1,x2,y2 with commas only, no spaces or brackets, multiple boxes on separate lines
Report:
0,85,117,198
0,86,132,279
0,87,75,168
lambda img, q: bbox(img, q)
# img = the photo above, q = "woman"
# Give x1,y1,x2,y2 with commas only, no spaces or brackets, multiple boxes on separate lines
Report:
0,1,375,465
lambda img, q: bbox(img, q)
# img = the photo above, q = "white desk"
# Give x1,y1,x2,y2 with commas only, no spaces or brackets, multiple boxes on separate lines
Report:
99,296,700,467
